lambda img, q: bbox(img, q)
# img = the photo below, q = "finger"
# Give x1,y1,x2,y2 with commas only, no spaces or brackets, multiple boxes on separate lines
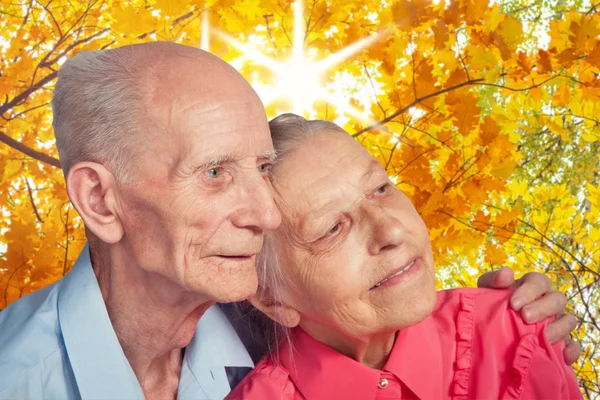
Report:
521,291,567,324
563,338,582,365
477,267,515,289
510,272,552,311
544,313,577,343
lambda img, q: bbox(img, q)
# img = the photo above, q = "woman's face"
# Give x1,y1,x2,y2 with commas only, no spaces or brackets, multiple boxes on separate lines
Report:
270,130,436,339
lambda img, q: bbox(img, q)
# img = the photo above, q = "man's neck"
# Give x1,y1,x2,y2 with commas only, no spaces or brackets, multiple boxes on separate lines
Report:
89,241,214,399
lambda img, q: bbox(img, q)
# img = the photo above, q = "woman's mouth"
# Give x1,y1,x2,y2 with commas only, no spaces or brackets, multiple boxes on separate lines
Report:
371,258,420,290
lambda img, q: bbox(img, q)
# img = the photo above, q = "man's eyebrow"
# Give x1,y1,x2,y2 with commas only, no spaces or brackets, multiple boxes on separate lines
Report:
193,154,238,172
259,150,278,163
192,150,277,172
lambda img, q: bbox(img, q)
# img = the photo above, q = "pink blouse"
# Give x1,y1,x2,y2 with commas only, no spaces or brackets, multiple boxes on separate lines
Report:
227,288,581,399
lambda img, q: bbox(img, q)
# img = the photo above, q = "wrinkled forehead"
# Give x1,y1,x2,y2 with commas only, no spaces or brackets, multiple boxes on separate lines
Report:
272,133,382,233
140,60,270,164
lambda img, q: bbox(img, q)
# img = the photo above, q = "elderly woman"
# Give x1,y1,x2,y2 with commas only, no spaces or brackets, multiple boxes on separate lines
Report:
226,114,581,399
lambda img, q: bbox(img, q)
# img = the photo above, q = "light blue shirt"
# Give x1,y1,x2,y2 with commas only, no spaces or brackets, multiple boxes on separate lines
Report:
0,244,254,399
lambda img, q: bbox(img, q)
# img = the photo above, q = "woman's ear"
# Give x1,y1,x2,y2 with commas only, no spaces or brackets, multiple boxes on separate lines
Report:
249,287,301,328
66,162,125,244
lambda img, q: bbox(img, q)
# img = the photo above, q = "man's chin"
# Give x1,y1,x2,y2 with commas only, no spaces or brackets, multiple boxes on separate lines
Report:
207,278,259,304
184,256,259,302
214,287,259,303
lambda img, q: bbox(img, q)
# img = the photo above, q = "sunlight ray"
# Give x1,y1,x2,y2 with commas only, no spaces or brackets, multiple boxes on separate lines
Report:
213,0,383,116
293,0,305,61
213,29,282,71
315,31,386,71
320,92,379,127
201,11,210,51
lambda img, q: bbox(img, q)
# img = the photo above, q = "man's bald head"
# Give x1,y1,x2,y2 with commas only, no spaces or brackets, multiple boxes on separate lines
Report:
52,41,261,182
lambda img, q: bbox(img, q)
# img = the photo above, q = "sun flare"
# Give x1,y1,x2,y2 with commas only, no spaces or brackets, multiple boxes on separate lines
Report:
207,0,385,122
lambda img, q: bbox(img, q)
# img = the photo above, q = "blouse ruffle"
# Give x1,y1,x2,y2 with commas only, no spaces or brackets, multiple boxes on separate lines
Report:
502,333,540,399
451,292,475,399
450,291,543,400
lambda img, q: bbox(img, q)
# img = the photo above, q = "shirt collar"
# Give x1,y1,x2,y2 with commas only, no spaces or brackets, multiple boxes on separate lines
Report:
179,304,254,399
279,328,381,400
58,244,254,400
57,243,145,399
279,319,443,400
385,315,444,399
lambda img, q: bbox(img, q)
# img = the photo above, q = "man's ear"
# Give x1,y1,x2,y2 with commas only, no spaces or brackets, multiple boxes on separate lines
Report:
66,162,124,244
249,287,301,328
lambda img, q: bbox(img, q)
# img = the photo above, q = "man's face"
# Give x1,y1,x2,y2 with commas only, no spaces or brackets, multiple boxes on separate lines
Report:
117,58,281,303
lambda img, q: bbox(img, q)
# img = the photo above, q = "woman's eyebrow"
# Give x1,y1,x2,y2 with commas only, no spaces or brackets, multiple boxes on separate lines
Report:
307,160,382,216
361,159,383,182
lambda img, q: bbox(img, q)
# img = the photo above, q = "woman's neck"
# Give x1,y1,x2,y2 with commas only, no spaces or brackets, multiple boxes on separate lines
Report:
299,320,397,369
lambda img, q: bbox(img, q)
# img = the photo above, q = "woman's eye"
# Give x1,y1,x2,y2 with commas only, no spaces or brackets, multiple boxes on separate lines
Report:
324,222,342,238
375,183,389,195
205,167,222,178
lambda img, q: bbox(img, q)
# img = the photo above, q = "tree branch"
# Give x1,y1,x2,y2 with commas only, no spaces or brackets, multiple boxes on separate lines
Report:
62,203,70,276
353,77,485,137
38,0,64,38
0,130,61,168
353,73,565,138
1,101,52,121
26,178,44,223
0,71,58,117
263,14,277,50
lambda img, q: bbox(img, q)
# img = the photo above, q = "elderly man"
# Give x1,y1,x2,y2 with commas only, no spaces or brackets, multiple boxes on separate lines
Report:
0,42,580,399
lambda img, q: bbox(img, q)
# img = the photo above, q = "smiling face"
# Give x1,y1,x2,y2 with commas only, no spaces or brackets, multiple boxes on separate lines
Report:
269,130,436,340
115,49,281,303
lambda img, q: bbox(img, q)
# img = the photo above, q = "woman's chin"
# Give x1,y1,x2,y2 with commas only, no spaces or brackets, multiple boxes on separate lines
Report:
377,275,437,330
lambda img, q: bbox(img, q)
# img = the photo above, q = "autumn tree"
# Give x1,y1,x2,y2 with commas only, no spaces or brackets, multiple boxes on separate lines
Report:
0,0,598,396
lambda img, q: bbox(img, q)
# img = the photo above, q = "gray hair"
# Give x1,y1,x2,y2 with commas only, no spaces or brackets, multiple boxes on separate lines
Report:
52,47,147,182
268,112,347,160
250,113,349,359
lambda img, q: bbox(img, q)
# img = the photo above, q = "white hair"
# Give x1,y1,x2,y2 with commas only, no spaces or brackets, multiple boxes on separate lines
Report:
52,47,147,182
249,113,349,359
258,112,347,302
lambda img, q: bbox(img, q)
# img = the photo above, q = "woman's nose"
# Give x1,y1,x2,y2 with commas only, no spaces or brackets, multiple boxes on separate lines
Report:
365,205,405,256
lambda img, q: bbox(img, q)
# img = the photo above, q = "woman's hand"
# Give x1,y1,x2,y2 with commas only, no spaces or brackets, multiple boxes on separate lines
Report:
477,267,581,365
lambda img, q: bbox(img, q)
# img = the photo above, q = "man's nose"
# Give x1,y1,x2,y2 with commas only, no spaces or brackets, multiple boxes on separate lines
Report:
231,174,281,233
364,204,405,256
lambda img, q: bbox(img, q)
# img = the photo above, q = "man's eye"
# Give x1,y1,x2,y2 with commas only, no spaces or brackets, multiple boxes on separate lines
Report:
258,163,272,174
205,167,222,178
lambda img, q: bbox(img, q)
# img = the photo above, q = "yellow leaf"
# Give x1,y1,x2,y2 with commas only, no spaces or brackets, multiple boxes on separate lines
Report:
498,16,523,48
485,243,507,266
112,6,157,36
392,0,431,30
546,121,570,141
469,45,498,70
154,0,190,19
582,132,598,142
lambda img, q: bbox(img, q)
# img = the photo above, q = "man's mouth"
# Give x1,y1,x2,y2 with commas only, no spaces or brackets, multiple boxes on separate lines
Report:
216,254,256,261
371,259,417,289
